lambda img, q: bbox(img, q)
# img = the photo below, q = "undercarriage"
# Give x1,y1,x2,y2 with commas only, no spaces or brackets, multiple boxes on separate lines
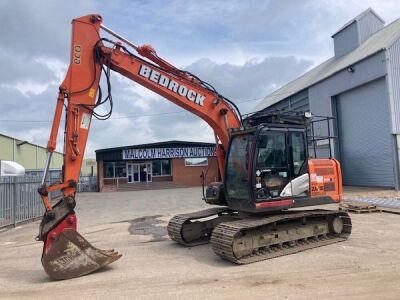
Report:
167,208,352,263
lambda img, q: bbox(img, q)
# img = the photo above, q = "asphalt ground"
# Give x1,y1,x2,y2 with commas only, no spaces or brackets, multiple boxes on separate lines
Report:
1,187,399,299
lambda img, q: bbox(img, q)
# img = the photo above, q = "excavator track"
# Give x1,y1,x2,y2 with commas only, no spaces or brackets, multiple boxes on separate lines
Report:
167,207,237,246
211,209,352,264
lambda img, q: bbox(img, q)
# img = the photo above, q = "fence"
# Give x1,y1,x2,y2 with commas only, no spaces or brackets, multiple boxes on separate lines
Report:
77,176,98,192
0,175,98,228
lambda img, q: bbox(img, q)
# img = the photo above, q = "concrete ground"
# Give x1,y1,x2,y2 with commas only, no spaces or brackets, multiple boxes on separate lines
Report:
1,187,400,299
343,186,400,199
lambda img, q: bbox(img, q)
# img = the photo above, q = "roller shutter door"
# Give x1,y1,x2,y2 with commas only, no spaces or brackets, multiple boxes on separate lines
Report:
336,78,395,187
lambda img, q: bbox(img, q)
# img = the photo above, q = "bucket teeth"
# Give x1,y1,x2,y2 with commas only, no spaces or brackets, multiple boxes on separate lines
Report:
42,229,122,280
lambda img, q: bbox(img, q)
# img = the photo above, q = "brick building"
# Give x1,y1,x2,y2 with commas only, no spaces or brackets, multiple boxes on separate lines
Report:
95,141,219,191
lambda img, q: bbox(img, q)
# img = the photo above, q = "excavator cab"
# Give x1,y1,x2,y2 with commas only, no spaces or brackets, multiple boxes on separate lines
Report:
223,116,342,213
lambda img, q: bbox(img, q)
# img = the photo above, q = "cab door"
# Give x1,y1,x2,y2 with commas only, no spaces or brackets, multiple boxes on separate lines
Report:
254,129,289,199
225,133,254,202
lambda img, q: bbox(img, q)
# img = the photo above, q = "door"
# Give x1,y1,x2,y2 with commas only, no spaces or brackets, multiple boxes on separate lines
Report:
225,133,254,200
336,78,395,187
127,163,152,183
254,129,289,198
127,163,132,183
139,164,147,182
133,164,139,182
127,163,140,183
146,162,152,182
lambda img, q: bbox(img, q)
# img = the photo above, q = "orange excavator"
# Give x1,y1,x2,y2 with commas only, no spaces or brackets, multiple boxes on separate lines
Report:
37,15,352,280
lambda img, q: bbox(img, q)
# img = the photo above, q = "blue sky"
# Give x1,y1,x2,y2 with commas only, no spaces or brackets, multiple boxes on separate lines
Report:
0,0,399,157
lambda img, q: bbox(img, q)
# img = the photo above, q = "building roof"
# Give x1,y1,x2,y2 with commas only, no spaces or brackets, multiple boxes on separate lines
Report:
331,8,384,37
253,17,400,112
95,140,216,153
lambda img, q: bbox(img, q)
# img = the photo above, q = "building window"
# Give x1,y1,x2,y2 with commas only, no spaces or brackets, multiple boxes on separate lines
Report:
152,160,171,176
104,162,127,178
185,157,208,167
115,162,127,177
104,162,115,178
161,160,171,175
152,160,161,176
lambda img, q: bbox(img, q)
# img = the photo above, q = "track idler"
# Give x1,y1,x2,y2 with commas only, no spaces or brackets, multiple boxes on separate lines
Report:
38,197,121,280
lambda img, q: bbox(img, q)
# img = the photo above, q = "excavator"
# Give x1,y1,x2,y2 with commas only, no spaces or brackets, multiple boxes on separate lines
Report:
37,14,352,280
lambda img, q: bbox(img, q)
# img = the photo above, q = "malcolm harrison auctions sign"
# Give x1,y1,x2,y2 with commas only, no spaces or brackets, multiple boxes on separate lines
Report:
122,147,216,160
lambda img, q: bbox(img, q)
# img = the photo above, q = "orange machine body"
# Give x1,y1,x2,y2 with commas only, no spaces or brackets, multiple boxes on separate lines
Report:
308,158,343,202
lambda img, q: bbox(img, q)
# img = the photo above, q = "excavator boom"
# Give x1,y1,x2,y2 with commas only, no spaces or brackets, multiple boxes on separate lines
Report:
37,14,240,280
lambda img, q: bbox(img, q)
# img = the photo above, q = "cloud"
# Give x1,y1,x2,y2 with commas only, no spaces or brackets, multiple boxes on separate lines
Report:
1,80,49,97
113,74,162,111
97,0,399,65
35,58,68,83
0,0,97,153
0,0,97,58
185,56,313,114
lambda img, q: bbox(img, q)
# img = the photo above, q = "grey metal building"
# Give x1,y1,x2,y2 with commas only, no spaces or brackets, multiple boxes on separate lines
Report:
252,8,400,189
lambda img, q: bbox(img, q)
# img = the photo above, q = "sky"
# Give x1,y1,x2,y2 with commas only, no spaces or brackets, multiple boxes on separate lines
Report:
0,0,399,158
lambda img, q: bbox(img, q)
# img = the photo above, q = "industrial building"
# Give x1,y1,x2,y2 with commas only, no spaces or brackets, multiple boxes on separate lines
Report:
251,8,400,189
81,158,97,177
0,133,63,177
0,133,96,177
95,140,218,191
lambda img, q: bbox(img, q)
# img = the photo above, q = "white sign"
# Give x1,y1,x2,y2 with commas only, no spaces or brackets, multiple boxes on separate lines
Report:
316,139,330,146
80,113,91,130
122,147,216,160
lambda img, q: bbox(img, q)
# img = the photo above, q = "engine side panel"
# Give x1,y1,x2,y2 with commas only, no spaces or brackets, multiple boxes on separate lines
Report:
308,158,342,202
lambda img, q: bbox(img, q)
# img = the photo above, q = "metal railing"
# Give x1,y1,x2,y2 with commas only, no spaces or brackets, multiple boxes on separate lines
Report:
77,176,99,193
0,175,98,229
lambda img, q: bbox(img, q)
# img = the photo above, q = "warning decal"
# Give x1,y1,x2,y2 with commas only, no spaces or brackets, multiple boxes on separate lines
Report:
80,113,91,130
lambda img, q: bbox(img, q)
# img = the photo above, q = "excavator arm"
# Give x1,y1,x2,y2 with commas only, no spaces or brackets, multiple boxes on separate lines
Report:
37,14,241,280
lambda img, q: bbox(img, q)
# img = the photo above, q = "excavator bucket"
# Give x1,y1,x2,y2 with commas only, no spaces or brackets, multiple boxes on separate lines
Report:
42,229,122,280
40,212,122,280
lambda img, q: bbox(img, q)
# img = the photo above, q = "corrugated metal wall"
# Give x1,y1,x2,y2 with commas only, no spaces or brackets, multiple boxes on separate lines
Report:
358,12,384,44
0,134,64,170
387,38,400,134
260,89,309,113
309,51,387,158
333,22,359,57
397,135,400,175
336,78,395,187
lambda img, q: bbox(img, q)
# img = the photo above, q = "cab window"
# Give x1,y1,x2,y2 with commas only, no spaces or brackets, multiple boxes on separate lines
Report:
225,134,253,200
290,132,306,176
257,131,287,168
